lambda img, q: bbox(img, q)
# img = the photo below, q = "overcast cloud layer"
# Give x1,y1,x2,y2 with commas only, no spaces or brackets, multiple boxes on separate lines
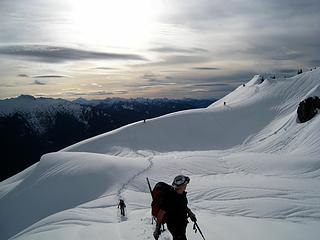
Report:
0,0,319,99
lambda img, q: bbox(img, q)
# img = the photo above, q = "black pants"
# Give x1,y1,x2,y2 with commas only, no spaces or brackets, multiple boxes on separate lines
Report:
167,223,187,240
120,208,125,216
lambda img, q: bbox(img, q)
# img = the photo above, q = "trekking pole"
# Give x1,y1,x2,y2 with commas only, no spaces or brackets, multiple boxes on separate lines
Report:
146,177,154,199
193,222,206,240
146,178,156,224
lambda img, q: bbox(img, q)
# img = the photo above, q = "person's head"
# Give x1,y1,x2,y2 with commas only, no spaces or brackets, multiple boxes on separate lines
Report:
172,175,190,194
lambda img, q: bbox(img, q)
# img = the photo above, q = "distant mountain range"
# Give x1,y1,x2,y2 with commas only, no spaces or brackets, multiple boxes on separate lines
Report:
0,96,216,181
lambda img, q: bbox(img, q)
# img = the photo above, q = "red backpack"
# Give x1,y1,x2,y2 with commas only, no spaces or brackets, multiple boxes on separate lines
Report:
151,182,174,223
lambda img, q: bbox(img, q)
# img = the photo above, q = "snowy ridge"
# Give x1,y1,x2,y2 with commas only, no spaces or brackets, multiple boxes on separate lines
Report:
1,69,320,240
62,70,320,154
0,95,83,116
0,95,87,134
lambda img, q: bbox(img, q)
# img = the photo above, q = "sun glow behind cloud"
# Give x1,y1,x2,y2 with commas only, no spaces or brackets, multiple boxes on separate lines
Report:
67,0,162,49
1,0,320,100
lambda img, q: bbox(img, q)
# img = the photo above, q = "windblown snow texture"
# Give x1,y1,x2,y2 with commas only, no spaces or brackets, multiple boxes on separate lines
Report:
1,69,320,240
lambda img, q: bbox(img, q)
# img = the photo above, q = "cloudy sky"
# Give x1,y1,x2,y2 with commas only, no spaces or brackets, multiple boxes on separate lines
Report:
0,0,319,100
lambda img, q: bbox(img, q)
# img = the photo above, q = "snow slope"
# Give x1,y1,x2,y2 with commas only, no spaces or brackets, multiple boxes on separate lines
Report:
1,69,320,240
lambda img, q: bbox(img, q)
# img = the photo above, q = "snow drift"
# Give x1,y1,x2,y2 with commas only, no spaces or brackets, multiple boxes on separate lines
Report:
1,69,320,240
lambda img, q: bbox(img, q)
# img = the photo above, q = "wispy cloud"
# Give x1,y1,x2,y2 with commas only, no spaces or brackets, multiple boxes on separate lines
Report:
180,82,237,98
33,80,46,85
190,89,209,92
0,45,147,63
191,83,232,87
114,90,129,94
139,73,177,87
35,90,114,98
136,55,211,68
91,83,103,88
66,90,113,96
149,47,208,54
192,67,221,70
34,75,66,78
17,74,29,77
93,67,119,70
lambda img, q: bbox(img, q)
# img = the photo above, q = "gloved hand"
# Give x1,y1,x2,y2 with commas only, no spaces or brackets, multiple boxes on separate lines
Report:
188,209,197,222
153,223,161,240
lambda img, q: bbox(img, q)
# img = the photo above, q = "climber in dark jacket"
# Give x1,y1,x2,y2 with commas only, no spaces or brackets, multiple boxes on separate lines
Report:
153,175,196,240
118,199,126,216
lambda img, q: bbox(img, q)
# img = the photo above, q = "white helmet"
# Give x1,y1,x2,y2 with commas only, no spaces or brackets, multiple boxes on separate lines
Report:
172,175,190,187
